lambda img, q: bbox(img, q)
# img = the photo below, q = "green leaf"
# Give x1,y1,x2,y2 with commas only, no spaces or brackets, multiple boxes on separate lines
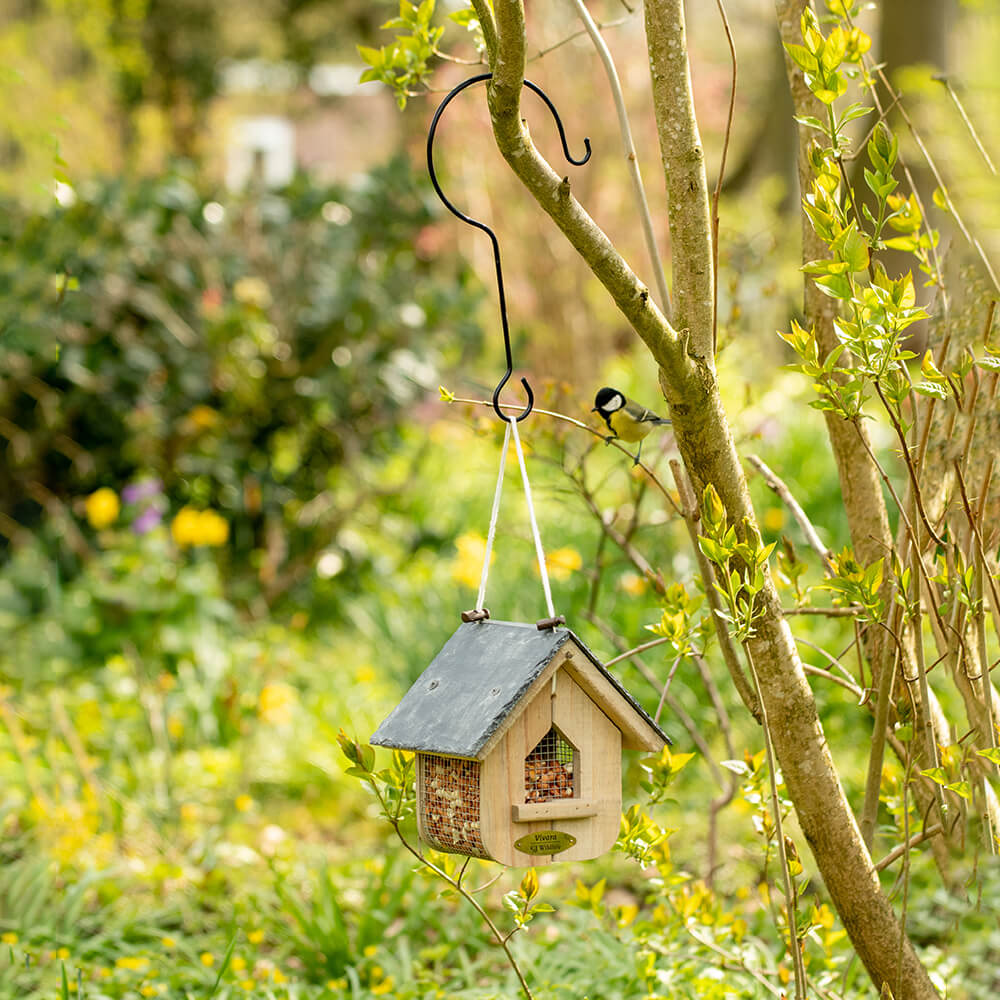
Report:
793,114,827,133
208,935,238,998
842,227,870,273
883,235,919,252
520,868,539,902
439,385,456,402
357,45,384,67
815,273,853,299
977,747,1000,765
802,258,850,276
946,780,971,800
976,356,1000,372
838,101,872,128
785,43,818,74
698,536,731,566
920,767,948,786
912,382,949,400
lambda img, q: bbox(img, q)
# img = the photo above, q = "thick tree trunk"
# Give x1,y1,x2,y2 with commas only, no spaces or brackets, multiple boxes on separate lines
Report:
476,1,941,996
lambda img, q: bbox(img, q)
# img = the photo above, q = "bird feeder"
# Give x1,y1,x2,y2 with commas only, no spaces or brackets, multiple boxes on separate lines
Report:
371,619,669,866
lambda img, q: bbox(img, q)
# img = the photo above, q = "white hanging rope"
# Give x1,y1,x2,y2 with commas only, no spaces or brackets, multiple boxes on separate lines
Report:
475,419,511,613
510,416,556,620
473,416,557,620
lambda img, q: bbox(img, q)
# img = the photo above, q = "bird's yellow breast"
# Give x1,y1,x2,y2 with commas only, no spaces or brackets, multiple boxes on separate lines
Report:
607,411,651,442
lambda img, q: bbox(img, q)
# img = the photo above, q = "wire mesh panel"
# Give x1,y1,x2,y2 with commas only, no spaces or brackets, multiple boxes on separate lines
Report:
525,727,576,803
419,753,488,858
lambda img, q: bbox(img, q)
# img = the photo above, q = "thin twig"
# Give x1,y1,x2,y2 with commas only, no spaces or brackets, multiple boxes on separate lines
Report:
569,0,671,320
867,60,999,293
710,0,737,355
528,16,632,62
744,645,808,1000
932,75,997,176
604,635,673,667
875,824,944,873
448,393,682,515
747,454,835,574
783,606,860,617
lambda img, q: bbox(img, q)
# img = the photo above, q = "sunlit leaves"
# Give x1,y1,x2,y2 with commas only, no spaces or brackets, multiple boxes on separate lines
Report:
358,0,446,108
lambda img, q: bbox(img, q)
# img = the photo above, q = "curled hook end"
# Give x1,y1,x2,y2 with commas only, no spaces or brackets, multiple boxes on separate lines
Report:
493,374,533,423
570,137,592,167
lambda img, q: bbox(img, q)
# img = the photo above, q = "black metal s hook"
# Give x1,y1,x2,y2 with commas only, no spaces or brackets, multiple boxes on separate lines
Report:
426,72,591,422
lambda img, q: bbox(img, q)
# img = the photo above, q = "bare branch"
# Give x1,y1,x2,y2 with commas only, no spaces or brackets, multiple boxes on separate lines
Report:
747,454,835,574
569,0,671,320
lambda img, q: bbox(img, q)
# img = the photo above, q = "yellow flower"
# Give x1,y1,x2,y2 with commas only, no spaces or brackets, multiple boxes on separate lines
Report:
326,980,347,991
231,956,247,972
542,546,582,582
235,794,254,813
451,533,492,589
160,937,176,949
57,947,70,959
620,571,648,597
140,986,158,998
362,946,378,959
200,952,215,967
85,488,120,529
239,979,256,991
233,276,272,310
763,506,785,532
180,803,200,823
247,930,264,944
116,956,150,972
186,405,219,431
371,976,395,996
171,507,229,548
258,682,297,725
1,932,17,945
272,968,287,984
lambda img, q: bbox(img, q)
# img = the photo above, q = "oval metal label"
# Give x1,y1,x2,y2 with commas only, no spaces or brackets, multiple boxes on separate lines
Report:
514,831,577,856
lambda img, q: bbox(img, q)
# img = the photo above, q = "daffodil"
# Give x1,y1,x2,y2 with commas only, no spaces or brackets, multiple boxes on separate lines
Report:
542,546,582,581
451,533,492,589
258,683,297,725
171,507,229,547
85,488,120,529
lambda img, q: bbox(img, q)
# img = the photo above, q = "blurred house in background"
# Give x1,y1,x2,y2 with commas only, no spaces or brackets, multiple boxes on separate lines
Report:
217,59,399,189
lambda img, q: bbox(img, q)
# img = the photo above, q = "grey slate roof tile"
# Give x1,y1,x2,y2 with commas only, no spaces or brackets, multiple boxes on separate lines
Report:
370,619,667,759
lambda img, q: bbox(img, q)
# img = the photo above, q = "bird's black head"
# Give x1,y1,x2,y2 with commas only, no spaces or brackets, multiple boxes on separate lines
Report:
593,386,625,415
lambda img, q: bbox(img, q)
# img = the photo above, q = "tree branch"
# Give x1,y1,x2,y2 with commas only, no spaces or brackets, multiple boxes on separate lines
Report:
487,0,684,379
644,0,714,361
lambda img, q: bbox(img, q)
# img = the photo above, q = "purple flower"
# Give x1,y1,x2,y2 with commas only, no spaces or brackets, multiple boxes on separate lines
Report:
132,505,164,535
123,479,163,505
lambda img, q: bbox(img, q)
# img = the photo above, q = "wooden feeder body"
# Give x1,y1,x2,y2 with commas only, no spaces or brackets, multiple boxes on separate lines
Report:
371,621,668,867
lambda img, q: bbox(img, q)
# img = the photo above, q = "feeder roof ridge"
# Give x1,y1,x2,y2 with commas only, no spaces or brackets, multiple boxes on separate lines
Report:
370,619,668,759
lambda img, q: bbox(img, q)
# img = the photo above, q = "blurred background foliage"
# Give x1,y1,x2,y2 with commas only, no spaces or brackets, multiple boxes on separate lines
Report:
1,0,999,998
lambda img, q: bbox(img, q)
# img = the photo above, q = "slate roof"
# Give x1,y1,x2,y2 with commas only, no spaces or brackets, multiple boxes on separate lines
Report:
370,619,668,759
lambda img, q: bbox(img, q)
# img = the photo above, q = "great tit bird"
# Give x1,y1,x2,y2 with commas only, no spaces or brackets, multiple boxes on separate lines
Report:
592,386,671,464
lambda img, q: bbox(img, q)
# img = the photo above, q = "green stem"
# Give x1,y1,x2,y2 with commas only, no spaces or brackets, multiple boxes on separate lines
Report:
744,646,807,1000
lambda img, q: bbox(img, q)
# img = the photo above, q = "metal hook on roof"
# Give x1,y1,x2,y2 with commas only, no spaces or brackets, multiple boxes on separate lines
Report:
426,72,591,422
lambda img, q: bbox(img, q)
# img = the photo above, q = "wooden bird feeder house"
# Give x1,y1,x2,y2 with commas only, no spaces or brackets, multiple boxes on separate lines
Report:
371,619,669,866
